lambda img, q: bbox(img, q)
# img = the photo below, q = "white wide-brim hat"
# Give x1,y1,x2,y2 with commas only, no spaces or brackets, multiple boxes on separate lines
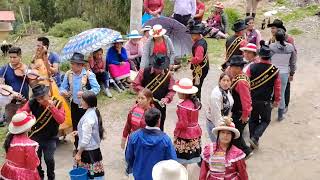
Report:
152,160,188,180
127,30,143,39
8,111,36,135
240,43,257,53
212,117,240,139
112,35,126,43
149,24,167,37
141,25,152,33
173,78,198,94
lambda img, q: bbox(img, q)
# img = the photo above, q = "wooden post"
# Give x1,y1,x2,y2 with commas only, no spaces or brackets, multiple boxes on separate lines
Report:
130,0,143,32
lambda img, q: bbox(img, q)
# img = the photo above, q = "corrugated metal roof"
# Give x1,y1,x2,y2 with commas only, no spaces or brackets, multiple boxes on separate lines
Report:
0,11,15,21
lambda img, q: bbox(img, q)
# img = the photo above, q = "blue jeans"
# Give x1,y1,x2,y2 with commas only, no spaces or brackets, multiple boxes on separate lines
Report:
36,139,57,180
279,73,289,109
206,119,216,142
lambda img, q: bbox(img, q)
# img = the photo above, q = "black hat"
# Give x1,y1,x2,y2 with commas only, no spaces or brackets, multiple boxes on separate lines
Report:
267,19,287,32
258,41,272,58
70,52,87,64
232,19,247,32
32,85,49,98
186,24,205,34
229,55,247,67
152,54,170,70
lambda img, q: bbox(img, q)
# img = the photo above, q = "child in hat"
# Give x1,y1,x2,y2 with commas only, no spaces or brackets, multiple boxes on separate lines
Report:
0,112,40,180
206,2,228,38
173,78,202,167
121,88,154,150
199,118,248,180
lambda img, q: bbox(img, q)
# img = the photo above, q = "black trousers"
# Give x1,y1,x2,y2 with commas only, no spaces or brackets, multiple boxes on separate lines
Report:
173,14,191,26
154,102,167,131
249,101,272,142
71,101,86,149
36,139,57,180
285,81,290,107
232,113,252,156
192,66,209,101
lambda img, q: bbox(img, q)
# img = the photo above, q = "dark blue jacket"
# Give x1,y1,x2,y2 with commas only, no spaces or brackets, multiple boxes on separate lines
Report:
106,46,128,65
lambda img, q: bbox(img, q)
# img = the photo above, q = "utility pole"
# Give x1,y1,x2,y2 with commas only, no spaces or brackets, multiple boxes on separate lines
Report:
130,0,143,32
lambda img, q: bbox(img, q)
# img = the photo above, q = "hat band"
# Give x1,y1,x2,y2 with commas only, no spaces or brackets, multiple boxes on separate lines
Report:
176,82,193,90
153,29,163,36
12,115,34,127
246,45,257,50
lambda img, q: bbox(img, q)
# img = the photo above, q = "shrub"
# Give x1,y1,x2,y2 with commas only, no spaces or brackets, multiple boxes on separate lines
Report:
224,8,241,33
59,61,70,72
163,0,174,17
288,28,304,35
48,18,92,38
15,21,45,35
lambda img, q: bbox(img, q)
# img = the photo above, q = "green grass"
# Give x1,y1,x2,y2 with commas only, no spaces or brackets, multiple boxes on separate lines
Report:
206,38,225,65
288,28,304,35
278,5,320,23
0,128,7,163
276,0,290,6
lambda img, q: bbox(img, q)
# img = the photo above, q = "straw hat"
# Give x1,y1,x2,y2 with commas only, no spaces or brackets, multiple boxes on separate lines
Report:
127,30,143,39
240,43,257,53
149,24,167,37
173,78,198,94
8,111,36,135
152,160,188,180
214,2,224,9
212,117,240,139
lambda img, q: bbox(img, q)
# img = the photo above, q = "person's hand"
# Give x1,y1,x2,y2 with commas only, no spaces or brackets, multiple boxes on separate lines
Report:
272,101,279,108
121,138,126,150
61,91,71,98
289,75,294,82
70,131,78,137
160,98,169,105
116,47,122,54
241,116,249,124
75,152,81,163
120,62,125,65
77,91,84,99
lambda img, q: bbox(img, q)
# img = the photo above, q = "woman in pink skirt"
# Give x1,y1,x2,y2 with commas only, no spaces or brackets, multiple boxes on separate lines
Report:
107,35,131,90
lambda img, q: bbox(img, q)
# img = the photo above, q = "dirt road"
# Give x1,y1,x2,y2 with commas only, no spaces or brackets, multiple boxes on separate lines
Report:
52,16,320,180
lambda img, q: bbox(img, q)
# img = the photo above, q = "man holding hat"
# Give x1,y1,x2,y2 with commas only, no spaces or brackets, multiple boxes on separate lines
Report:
222,20,248,70
133,54,175,131
228,55,253,158
187,22,209,100
125,30,143,71
18,85,65,180
246,41,281,149
60,52,100,151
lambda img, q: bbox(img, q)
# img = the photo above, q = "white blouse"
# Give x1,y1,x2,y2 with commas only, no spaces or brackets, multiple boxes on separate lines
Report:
206,86,234,127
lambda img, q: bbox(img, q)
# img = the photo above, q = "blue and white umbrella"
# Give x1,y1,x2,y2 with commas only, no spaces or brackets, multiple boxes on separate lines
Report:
61,28,121,61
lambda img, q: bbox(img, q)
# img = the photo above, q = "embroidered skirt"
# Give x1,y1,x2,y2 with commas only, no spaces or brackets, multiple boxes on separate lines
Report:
79,148,104,179
109,62,130,81
174,137,201,164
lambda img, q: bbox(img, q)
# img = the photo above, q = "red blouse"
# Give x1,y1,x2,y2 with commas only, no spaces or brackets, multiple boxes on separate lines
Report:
200,143,248,180
153,40,167,55
122,105,151,139
174,99,202,139
0,134,40,180
144,0,164,13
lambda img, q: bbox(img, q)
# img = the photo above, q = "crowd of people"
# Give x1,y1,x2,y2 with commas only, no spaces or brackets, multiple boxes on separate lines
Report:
0,0,298,180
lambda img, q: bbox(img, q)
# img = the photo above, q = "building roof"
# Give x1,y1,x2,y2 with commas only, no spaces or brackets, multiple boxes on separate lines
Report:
0,11,15,21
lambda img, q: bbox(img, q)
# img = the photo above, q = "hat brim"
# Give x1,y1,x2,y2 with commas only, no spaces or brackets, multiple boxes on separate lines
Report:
229,62,247,66
149,29,167,37
267,24,287,32
112,40,126,43
8,118,36,135
69,59,88,64
232,25,247,32
152,160,188,180
212,126,240,139
214,5,224,9
173,85,198,94
240,47,257,53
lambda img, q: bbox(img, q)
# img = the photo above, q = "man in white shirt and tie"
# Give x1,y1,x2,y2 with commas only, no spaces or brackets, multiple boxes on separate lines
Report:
172,0,196,26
